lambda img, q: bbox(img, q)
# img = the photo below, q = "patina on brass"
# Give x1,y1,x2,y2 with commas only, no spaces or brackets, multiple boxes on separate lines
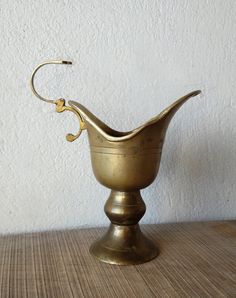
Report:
30,60,201,265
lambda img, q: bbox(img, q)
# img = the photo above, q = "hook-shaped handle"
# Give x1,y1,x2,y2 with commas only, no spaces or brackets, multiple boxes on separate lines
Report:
30,60,72,103
30,60,86,142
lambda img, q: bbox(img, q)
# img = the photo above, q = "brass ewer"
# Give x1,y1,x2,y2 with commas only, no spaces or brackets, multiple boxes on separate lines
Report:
30,60,201,265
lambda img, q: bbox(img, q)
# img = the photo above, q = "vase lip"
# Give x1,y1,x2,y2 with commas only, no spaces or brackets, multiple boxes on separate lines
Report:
69,90,201,142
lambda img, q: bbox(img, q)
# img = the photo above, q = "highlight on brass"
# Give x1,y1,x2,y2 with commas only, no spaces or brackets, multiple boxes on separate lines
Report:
30,59,201,265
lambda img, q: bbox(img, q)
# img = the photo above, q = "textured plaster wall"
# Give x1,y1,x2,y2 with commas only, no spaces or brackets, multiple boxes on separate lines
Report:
0,1,235,234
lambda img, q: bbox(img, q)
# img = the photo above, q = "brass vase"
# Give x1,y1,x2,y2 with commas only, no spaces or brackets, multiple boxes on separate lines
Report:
30,60,201,265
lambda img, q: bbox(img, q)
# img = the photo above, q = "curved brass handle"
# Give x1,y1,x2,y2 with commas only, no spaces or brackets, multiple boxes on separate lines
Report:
30,60,86,142
55,98,86,142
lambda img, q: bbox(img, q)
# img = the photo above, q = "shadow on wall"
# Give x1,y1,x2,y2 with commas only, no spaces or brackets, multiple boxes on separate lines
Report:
158,125,236,222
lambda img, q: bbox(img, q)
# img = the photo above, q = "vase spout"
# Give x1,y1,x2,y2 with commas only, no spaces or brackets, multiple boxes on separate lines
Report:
154,90,201,130
69,90,201,144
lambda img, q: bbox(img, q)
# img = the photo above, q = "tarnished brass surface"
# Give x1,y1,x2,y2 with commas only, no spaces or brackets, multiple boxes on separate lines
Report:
90,191,158,265
30,60,201,265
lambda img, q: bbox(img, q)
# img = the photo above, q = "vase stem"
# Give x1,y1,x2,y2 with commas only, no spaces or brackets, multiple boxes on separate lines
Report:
90,190,159,265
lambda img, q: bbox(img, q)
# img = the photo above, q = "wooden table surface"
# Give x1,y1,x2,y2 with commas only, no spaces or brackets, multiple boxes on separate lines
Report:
0,221,235,297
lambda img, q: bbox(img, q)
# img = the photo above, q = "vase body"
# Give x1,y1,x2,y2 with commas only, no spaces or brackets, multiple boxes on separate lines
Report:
68,90,201,265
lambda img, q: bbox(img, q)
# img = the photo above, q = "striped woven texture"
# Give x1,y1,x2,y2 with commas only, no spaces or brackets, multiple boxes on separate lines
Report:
0,221,235,297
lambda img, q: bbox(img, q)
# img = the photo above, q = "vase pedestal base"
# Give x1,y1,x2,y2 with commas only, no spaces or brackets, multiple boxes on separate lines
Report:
90,223,159,265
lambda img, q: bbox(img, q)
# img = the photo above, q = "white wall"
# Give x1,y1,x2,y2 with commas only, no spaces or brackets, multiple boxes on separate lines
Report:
0,0,235,234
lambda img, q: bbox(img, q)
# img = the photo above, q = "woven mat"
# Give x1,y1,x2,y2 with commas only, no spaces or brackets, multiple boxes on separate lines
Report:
0,221,235,297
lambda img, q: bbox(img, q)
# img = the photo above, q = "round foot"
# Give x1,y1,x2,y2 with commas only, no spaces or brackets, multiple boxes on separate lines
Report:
90,224,159,265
